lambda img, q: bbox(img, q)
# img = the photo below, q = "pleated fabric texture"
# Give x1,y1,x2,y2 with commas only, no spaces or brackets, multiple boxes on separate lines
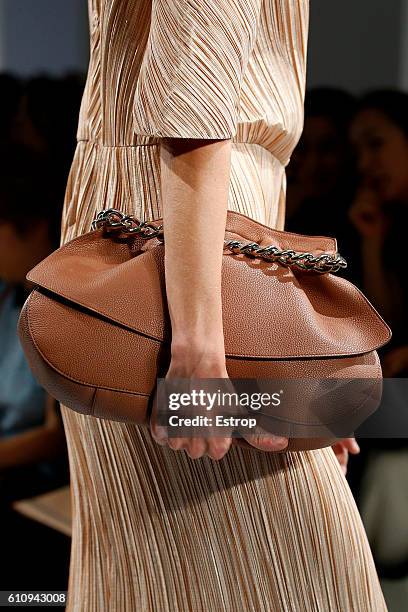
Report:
60,1,388,610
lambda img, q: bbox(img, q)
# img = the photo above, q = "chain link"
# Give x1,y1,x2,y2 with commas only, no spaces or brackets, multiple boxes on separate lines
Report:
91,208,164,239
91,208,347,274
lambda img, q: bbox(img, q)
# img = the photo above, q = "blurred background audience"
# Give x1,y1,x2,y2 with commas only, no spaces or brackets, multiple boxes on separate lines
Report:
285,87,362,282
349,90,408,364
285,86,408,604
0,71,84,589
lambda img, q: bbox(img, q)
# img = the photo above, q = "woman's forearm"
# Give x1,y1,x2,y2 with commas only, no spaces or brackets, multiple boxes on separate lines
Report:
153,138,290,455
160,138,232,366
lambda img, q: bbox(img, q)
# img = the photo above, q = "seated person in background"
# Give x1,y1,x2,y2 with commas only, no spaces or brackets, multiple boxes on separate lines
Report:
285,87,361,283
348,91,408,583
349,89,408,374
0,166,69,502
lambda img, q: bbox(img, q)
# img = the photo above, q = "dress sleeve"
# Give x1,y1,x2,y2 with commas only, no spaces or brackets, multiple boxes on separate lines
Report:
133,0,262,139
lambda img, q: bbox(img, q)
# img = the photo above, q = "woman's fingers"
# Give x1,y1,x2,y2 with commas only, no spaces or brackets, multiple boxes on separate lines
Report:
240,413,289,451
332,437,360,475
150,398,287,456
205,437,232,460
149,389,168,445
242,430,289,452
340,437,360,454
167,437,186,451
167,435,232,460
184,437,207,459
150,375,288,458
337,447,349,475
150,394,232,459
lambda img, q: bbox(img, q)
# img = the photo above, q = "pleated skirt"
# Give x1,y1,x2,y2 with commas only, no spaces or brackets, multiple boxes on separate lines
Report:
60,140,387,611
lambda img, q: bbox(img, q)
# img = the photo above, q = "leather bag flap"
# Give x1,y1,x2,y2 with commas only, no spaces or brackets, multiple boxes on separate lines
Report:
26,211,392,359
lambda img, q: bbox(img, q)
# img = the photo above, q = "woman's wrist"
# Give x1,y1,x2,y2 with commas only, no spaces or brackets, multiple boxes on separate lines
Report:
167,360,228,378
170,338,226,376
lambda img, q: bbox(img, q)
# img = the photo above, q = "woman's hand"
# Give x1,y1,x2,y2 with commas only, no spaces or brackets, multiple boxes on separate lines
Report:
149,348,288,460
150,364,233,461
331,437,360,475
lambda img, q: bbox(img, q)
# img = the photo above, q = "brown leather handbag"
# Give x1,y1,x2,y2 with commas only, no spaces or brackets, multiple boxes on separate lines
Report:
17,208,391,452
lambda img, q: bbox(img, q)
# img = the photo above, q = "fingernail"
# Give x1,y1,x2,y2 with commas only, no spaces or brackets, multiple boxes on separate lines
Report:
155,426,168,439
215,442,231,455
271,436,287,444
170,439,184,450
156,439,168,446
265,436,287,447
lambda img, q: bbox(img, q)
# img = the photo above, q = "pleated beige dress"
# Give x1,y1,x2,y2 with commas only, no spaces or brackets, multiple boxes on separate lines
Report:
60,1,388,609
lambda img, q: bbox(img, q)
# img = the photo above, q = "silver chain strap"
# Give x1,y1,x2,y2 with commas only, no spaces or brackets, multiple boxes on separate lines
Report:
91,208,347,274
